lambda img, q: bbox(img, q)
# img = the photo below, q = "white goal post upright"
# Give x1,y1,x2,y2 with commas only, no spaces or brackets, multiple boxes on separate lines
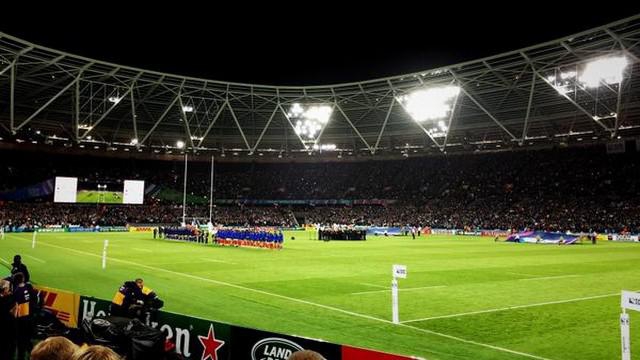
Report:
621,290,640,360
209,155,215,225
392,264,407,324
182,153,188,227
102,239,109,270
32,231,37,248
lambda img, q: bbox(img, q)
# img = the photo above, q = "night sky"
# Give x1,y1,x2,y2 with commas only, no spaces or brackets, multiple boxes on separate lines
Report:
2,5,639,86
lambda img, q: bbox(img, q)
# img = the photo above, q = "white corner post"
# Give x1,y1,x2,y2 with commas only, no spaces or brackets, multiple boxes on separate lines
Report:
621,290,640,360
392,264,407,324
102,239,109,270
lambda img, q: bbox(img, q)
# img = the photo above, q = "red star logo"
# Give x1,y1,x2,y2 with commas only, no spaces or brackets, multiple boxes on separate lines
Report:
198,324,225,360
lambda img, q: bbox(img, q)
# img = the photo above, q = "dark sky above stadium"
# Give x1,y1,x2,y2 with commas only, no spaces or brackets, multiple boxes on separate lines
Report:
2,5,639,86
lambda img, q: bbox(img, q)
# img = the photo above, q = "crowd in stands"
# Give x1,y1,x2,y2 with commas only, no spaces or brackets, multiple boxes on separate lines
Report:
0,202,297,229
1,145,640,232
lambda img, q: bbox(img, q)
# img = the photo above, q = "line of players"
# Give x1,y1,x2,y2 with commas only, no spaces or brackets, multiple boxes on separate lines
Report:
216,228,284,249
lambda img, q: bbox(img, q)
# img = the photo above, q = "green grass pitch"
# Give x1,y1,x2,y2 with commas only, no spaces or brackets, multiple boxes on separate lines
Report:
76,190,123,203
1,231,639,359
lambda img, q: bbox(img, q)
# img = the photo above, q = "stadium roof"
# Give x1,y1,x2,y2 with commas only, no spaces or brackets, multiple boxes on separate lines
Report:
1,14,640,159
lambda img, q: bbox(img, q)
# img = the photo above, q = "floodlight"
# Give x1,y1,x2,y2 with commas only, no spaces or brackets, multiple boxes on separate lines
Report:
398,86,460,122
288,104,333,140
579,56,628,88
182,105,194,113
130,138,139,145
108,96,122,104
176,140,185,149
312,143,337,151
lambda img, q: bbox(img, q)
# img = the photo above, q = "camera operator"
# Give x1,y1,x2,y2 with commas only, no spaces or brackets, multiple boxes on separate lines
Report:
110,278,163,321
110,279,144,317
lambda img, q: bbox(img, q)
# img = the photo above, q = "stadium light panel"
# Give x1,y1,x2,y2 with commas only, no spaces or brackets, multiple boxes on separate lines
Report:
397,86,460,122
108,96,122,104
176,140,185,149
182,105,194,113
312,143,337,151
287,103,333,140
130,138,138,145
579,56,628,88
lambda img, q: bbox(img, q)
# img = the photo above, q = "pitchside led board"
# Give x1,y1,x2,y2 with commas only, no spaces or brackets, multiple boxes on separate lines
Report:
54,177,144,204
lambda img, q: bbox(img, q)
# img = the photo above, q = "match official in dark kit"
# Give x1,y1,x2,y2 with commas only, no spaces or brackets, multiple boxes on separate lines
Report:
11,254,30,283
13,272,38,360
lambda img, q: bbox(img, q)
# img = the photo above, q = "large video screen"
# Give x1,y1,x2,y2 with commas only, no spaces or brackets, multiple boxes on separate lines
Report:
53,177,78,203
123,180,145,204
54,177,144,204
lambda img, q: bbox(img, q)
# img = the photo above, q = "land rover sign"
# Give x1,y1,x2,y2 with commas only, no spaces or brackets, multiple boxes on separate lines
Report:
251,337,304,360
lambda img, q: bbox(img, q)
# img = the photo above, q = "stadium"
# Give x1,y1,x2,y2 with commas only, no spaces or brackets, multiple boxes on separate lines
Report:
1,12,640,360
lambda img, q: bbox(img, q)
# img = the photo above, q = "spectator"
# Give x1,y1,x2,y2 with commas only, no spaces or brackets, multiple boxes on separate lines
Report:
0,279,16,359
30,336,79,360
288,350,327,360
71,345,121,360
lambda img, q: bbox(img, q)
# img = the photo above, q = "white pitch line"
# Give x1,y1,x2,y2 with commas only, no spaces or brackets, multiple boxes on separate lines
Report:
519,275,580,281
200,258,236,265
23,254,46,263
24,238,551,360
359,282,389,289
132,247,153,253
506,271,541,277
352,285,446,295
401,291,628,324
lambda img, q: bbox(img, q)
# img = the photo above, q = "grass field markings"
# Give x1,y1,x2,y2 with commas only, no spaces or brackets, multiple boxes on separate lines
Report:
359,282,389,289
519,275,581,281
400,291,629,324
351,285,446,295
27,238,550,359
0,258,10,265
505,271,542,277
396,322,552,360
23,254,46,263
200,258,236,265
132,247,153,253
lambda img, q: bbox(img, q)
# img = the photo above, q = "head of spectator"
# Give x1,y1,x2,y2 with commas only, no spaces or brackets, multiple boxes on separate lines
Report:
0,279,10,296
287,350,326,360
31,336,79,360
71,345,121,360
13,254,22,265
13,272,25,285
135,278,144,289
